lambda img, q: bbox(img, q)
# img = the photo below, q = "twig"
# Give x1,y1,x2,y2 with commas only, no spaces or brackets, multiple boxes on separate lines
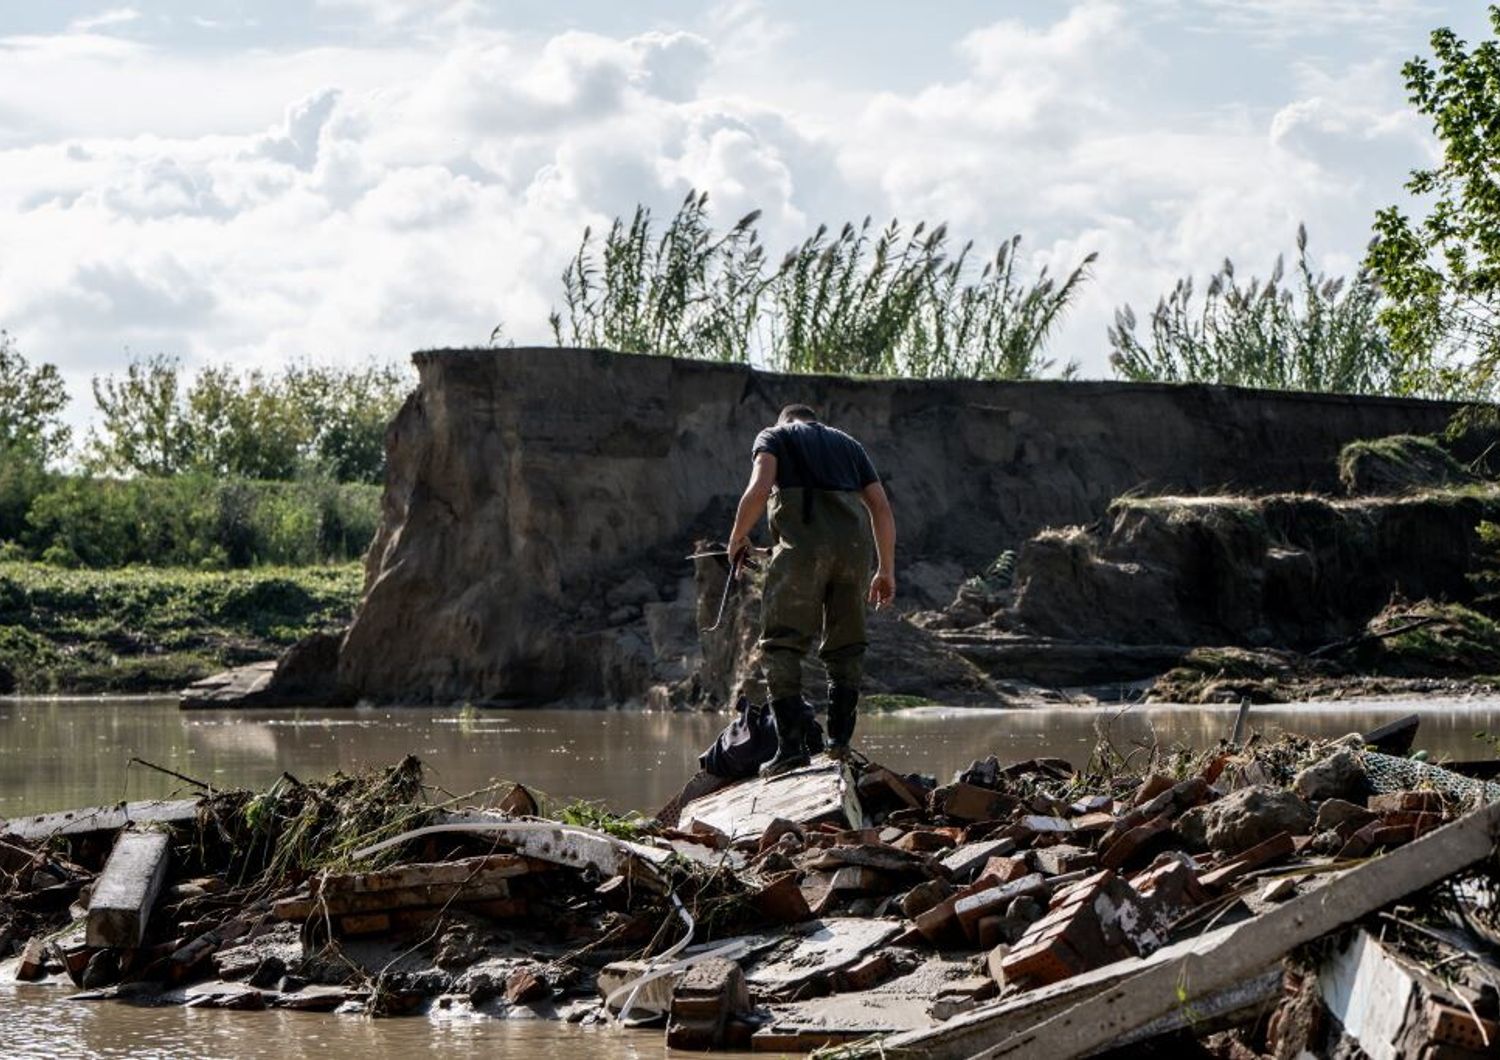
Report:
1307,616,1439,659
128,756,211,791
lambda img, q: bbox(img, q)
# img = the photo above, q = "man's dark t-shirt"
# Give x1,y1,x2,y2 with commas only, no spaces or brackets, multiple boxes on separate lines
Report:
752,422,878,492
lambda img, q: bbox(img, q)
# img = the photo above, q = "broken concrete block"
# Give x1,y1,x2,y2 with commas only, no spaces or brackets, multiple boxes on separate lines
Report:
1070,794,1113,815
830,866,897,895
1029,845,1097,876
87,830,171,949
598,959,674,1018
1202,785,1313,855
939,839,1017,882
1068,812,1116,834
954,874,1048,942
1293,749,1368,803
15,936,46,981
1016,815,1072,836
1260,876,1297,902
803,843,929,876
678,761,861,841
745,919,901,996
931,975,999,1019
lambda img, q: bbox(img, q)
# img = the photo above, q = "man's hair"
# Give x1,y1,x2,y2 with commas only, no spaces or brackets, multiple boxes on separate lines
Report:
777,404,819,425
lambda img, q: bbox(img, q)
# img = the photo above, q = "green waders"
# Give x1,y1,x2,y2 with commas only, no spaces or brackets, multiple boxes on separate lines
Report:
759,487,875,702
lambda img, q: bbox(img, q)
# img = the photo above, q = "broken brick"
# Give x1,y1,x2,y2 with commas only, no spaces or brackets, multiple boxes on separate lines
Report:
1100,814,1174,870
1029,845,1097,876
934,783,1021,823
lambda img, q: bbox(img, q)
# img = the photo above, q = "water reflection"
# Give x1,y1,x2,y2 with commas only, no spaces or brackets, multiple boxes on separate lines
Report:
2,697,1499,819
1,986,660,1059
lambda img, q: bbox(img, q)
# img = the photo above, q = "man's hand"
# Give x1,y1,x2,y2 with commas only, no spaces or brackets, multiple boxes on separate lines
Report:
868,569,895,610
727,534,753,572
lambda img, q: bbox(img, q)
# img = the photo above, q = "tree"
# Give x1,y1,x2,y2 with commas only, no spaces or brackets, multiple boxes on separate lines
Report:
88,356,410,483
1366,6,1500,393
1109,226,1429,395
88,353,194,476
546,191,1094,379
0,330,71,467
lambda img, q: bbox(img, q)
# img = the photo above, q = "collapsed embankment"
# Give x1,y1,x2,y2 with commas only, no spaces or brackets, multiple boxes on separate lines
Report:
312,347,1457,707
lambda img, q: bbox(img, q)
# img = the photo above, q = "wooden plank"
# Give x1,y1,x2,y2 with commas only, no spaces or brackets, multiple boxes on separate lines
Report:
678,761,860,841
972,798,1500,1059
87,830,171,948
3,799,200,842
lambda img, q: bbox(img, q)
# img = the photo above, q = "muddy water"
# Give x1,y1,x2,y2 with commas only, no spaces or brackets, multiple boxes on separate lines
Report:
3,697,1500,819
4,694,1500,1058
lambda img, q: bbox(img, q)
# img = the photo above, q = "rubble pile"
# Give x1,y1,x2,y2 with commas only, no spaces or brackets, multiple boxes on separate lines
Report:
4,723,1500,1057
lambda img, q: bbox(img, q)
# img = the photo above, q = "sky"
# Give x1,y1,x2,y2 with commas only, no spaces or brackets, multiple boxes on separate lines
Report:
0,0,1489,431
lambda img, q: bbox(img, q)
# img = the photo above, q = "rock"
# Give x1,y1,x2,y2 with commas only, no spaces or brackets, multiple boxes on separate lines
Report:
1293,750,1368,803
1174,806,1210,851
504,968,550,1005
80,950,119,990
1202,786,1313,856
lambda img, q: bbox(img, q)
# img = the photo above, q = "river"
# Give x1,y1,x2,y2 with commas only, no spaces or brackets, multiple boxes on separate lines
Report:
4,694,1500,1058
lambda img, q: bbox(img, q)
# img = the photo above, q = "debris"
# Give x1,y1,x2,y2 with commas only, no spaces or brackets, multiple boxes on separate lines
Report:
666,958,754,1049
678,760,860,840
2,799,201,843
86,830,171,949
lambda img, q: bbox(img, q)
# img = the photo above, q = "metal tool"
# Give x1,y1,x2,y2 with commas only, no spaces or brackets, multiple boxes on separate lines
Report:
694,545,768,633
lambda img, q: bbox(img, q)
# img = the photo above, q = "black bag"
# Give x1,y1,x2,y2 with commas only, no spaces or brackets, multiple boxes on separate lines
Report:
699,695,779,779
699,695,826,779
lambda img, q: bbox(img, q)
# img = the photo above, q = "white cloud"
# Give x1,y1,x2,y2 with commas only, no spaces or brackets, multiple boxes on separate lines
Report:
67,7,141,34
0,0,1466,437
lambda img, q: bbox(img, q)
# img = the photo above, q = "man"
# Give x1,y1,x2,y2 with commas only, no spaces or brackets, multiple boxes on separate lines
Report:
726,404,897,775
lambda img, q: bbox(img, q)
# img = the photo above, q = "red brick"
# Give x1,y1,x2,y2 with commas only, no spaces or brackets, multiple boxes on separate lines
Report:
980,855,1030,884
935,783,1020,823
751,872,811,924
1132,774,1175,807
893,830,957,854
1100,815,1173,870
1368,791,1444,814
998,936,1087,986
1069,812,1117,834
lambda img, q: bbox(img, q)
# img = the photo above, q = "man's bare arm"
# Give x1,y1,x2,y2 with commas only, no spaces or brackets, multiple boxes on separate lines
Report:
861,481,896,609
727,453,778,563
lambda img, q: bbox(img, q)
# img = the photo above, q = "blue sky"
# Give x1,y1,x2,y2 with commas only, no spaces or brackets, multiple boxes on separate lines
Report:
0,1,1489,425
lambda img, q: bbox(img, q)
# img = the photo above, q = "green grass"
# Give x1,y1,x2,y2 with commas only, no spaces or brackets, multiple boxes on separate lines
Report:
863,693,939,711
0,561,363,694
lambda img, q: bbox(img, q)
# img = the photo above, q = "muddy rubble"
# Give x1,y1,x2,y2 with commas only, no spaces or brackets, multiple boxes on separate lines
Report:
4,725,1500,1058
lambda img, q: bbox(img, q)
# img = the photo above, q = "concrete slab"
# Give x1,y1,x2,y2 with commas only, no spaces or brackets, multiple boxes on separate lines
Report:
679,759,861,841
745,917,901,994
87,830,171,948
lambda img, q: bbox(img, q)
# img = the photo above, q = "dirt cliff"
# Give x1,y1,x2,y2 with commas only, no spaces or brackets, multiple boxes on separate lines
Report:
332,347,1458,707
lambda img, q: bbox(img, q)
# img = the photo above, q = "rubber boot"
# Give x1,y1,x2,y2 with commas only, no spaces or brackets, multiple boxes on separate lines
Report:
761,696,813,777
826,685,859,760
